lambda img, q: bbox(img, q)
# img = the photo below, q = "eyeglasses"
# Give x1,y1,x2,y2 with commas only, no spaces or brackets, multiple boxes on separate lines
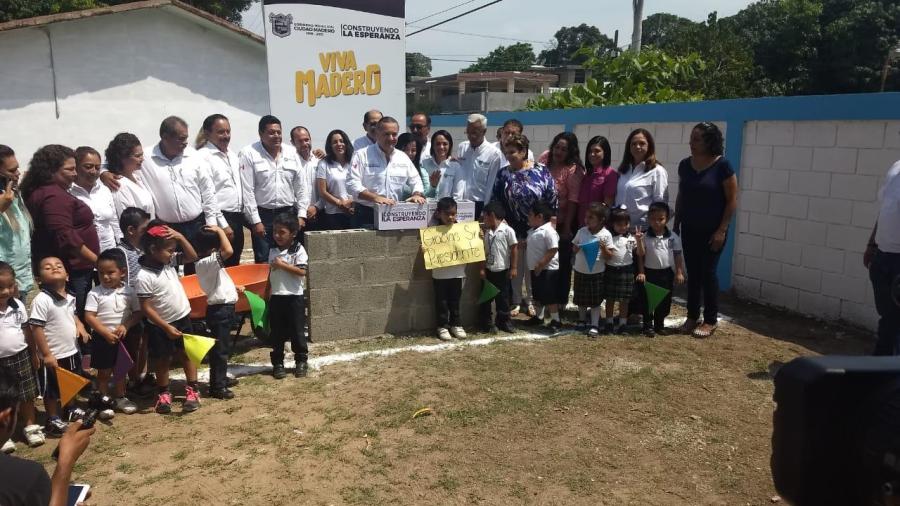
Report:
409,124,427,130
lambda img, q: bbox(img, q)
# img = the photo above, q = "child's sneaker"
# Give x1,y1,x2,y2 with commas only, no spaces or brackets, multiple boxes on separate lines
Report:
155,391,173,414
614,324,628,335
655,325,669,336
643,326,656,338
450,327,467,339
587,326,600,338
602,322,615,334
294,362,309,378
548,320,563,332
2,439,15,454
136,374,157,398
98,408,115,421
23,425,45,447
114,397,138,415
182,386,201,413
524,316,544,327
45,417,68,437
436,327,452,341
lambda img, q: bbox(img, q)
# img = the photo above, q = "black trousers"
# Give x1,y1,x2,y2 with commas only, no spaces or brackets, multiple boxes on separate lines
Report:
170,214,205,275
433,278,462,328
556,237,573,306
268,295,308,364
479,269,512,326
206,303,234,390
252,206,294,264
221,211,246,268
352,203,375,229
321,212,353,230
870,250,900,356
681,225,724,325
641,268,675,330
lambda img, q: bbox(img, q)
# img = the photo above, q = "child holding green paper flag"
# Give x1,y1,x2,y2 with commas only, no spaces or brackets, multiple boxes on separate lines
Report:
636,202,685,337
479,202,518,334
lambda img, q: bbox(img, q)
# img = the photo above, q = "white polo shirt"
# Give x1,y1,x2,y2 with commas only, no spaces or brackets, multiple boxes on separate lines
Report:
269,245,309,296
455,140,502,203
526,222,560,271
573,226,613,274
141,144,221,226
615,162,669,227
85,285,140,332
28,290,78,360
346,144,423,208
112,172,155,218
198,142,243,222
0,298,28,358
239,141,303,224
642,229,683,270
316,159,353,215
607,233,638,267
296,152,322,218
875,160,900,253
195,252,239,305
135,254,191,324
484,221,518,272
70,179,121,252
426,157,465,199
352,135,376,151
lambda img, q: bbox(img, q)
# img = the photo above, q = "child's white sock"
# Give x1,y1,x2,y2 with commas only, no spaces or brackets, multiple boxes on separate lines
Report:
550,311,560,322
590,307,602,327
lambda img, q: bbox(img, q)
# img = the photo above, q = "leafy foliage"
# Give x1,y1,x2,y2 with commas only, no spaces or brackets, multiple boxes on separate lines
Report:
405,52,432,80
0,0,254,24
537,24,617,66
463,43,535,72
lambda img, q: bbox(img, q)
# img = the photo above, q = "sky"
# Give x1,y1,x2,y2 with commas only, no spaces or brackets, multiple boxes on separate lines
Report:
241,0,757,76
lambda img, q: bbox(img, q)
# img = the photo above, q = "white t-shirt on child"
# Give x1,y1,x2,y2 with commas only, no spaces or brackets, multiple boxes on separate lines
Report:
642,229,683,270
136,254,191,324
606,233,638,267
195,252,239,305
0,298,28,358
526,222,560,271
269,245,309,296
85,285,139,332
573,226,613,275
484,221,518,272
28,290,78,360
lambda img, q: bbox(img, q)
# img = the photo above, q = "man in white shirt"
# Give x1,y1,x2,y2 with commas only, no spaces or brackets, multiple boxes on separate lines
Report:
139,116,222,274
409,112,432,162
346,117,426,228
454,113,502,218
352,109,383,151
290,126,324,233
865,159,900,355
239,115,305,264
197,114,244,267
499,118,535,169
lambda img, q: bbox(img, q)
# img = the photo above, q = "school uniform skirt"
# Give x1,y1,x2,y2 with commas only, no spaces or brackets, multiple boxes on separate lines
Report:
603,265,635,301
573,271,604,307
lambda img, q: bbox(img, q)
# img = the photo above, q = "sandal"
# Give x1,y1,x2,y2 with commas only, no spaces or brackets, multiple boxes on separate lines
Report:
527,303,537,317
510,305,521,317
679,319,700,335
692,323,717,339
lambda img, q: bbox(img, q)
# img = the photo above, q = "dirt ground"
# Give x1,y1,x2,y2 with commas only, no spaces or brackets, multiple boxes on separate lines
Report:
15,294,873,505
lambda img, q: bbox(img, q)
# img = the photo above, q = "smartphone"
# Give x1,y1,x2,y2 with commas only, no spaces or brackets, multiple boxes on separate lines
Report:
0,175,8,192
67,483,90,506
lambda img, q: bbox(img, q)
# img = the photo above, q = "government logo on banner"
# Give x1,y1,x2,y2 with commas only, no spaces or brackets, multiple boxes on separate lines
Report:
268,13,293,38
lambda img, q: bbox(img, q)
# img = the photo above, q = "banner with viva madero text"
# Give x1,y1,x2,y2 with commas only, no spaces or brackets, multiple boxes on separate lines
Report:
262,0,406,147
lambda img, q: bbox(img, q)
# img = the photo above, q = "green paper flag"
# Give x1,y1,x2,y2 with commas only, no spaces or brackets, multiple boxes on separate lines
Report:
244,290,268,330
645,281,671,315
478,279,500,304
182,333,217,366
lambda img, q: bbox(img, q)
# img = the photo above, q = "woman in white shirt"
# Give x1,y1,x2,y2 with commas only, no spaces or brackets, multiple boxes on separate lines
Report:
70,147,120,252
423,130,463,199
614,128,668,230
104,133,155,218
316,129,355,230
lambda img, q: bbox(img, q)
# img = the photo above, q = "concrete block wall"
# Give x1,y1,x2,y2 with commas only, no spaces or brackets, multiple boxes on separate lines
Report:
733,120,900,329
306,229,481,341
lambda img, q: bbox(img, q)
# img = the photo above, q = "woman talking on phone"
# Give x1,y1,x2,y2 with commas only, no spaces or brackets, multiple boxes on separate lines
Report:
0,145,34,296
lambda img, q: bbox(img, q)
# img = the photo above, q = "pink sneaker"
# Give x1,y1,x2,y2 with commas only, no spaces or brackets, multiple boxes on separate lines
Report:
182,386,201,413
155,391,173,414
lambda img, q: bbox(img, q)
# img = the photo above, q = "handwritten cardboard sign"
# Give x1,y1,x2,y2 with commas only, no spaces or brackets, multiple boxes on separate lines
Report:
420,221,485,270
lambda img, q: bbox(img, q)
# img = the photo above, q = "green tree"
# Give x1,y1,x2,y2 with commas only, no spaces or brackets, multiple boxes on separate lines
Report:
640,13,697,49
537,24,616,66
405,52,432,80
463,43,535,72
0,0,254,24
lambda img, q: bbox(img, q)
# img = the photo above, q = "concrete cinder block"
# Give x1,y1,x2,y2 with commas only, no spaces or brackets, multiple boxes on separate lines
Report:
610,124,634,143
733,255,746,276
741,190,770,214
769,193,808,219
311,313,361,342
574,125,591,143
830,174,879,202
794,121,837,147
738,212,751,233
761,281,799,310
773,146,813,171
387,281,434,308
811,147,857,173
309,260,363,287
840,300,878,330
856,149,900,176
381,230,425,256
531,125,551,142
333,231,388,259
825,224,872,254
788,171,831,197
733,275,761,299
410,304,437,331
743,122,757,145
797,291,842,320
305,231,335,261
589,124,611,138
309,288,338,316
885,121,900,149
748,213,787,239
743,145,773,169
836,121,886,149
363,256,415,284
744,257,782,283
739,166,754,190
752,168,790,193
800,245,845,274
843,252,870,280
763,238,802,265
807,197,852,225
737,233,764,258
655,123,684,144
756,121,795,146
337,285,389,312
851,201,878,228
782,264,822,292
821,272,870,304
786,219,828,246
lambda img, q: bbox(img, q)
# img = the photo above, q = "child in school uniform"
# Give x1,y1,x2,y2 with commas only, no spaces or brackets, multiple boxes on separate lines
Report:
525,203,562,331
572,203,613,338
194,226,239,399
267,212,309,379
29,257,91,436
83,249,142,416
115,207,153,397
135,220,201,415
636,202,685,337
430,197,468,341
0,261,44,453
479,202,518,334
603,208,642,334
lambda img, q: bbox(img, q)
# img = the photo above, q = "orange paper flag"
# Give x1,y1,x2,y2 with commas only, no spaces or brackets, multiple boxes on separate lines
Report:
56,367,90,406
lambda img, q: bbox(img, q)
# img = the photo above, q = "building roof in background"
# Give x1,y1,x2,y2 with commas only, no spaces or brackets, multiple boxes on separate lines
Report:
410,71,558,87
0,0,264,45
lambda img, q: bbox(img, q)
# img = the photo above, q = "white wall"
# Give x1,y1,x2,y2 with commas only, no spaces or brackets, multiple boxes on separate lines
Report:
732,120,900,329
0,8,269,166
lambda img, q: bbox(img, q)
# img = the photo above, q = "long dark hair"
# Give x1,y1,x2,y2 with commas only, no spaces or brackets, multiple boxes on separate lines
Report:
546,132,583,168
430,130,453,160
585,136,612,170
692,122,724,156
397,132,423,169
20,144,75,199
618,128,657,174
324,129,354,165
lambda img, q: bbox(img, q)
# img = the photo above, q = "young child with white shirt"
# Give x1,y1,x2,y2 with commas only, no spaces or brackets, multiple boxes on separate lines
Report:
194,226,240,399
83,250,142,416
267,212,309,379
603,208,642,334
525,203,562,331
115,207,153,397
0,262,45,453
29,257,91,436
135,220,201,415
636,202,685,337
430,197,468,341
479,202,518,334
572,203,613,338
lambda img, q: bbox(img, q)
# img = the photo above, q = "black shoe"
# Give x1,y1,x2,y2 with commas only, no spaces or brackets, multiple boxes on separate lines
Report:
655,326,668,336
614,324,627,335
225,377,239,388
209,388,235,400
643,326,656,338
272,364,287,379
525,316,544,327
497,321,516,333
294,362,308,378
548,319,563,331
603,323,614,334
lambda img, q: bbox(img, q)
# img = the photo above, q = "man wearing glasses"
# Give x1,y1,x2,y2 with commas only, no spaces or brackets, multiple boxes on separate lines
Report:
352,109,383,151
409,112,432,162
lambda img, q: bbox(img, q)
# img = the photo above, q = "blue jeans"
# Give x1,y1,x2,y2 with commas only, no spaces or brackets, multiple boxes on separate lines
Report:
870,250,900,355
206,303,235,390
252,206,294,264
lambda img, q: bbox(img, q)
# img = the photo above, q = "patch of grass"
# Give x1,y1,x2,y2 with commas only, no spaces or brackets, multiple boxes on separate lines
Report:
115,462,136,474
433,471,459,492
139,468,179,486
340,486,381,505
171,449,190,461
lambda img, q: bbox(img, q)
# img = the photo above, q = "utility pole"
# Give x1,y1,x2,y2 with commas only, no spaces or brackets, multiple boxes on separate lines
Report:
631,0,644,53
